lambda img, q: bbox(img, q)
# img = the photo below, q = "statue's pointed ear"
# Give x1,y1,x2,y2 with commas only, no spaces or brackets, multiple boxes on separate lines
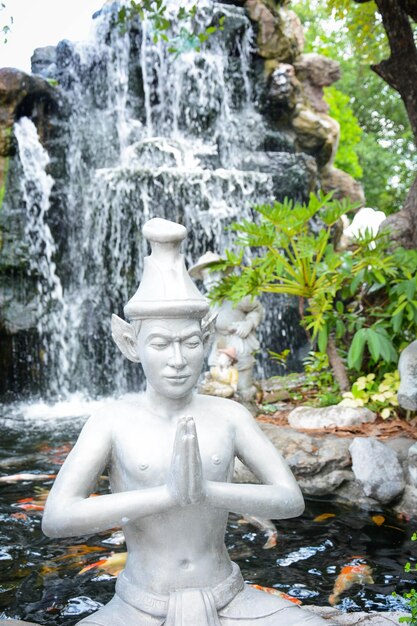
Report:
201,311,217,354
111,314,140,363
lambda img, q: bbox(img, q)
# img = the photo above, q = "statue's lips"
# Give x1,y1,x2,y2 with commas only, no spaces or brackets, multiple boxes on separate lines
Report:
164,374,191,381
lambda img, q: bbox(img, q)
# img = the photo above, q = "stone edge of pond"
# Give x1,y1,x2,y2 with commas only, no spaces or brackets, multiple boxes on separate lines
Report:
308,607,404,623
0,609,406,625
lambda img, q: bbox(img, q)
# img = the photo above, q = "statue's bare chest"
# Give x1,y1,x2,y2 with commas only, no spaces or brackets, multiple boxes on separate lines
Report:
109,414,235,490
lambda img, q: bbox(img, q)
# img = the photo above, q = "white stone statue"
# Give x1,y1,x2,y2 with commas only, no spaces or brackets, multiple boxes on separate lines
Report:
42,218,335,626
189,252,264,401
398,339,417,410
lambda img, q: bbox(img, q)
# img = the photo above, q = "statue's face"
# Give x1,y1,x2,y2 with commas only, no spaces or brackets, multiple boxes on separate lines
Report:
137,318,204,399
201,267,221,292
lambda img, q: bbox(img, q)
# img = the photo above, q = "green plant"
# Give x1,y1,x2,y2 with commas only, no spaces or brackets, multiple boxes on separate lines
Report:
210,192,357,346
300,351,342,406
398,531,417,624
268,348,290,371
303,351,334,389
116,1,224,56
324,86,363,180
209,193,417,392
0,154,10,211
340,371,400,419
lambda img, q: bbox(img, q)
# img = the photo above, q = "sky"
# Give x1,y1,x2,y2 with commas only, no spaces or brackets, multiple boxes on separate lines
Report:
1,0,104,73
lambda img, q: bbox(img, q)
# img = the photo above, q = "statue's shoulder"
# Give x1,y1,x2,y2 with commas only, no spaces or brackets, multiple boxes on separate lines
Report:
196,393,253,422
85,395,144,428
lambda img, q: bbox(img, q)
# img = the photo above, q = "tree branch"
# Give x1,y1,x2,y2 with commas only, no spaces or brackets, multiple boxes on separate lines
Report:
371,0,417,142
399,0,417,22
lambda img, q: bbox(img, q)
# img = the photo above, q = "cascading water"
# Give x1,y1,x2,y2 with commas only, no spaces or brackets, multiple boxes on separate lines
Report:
6,1,314,399
14,117,69,397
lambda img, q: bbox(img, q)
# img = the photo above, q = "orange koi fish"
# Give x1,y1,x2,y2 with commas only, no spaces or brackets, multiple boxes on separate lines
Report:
250,585,302,605
329,559,374,606
0,473,56,483
78,551,128,577
15,503,45,511
40,545,108,576
313,513,336,523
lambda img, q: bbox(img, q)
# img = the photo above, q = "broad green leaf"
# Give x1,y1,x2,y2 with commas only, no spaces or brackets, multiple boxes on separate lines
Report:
366,328,381,361
348,329,367,370
318,325,328,353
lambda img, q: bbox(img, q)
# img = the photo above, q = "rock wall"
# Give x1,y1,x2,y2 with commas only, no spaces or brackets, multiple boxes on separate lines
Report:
243,0,364,204
236,423,417,516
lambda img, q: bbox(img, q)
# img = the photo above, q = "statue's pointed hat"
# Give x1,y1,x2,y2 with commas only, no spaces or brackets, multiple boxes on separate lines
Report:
124,218,209,320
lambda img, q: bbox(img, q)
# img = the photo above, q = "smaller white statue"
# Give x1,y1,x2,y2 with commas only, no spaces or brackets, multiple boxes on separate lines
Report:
200,347,239,398
398,339,417,410
189,252,264,401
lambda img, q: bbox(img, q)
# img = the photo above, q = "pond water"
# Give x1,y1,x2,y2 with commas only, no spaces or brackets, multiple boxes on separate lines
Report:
0,399,415,624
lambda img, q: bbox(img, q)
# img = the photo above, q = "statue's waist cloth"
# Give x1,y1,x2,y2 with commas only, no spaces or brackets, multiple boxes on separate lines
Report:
78,562,337,625
115,562,243,625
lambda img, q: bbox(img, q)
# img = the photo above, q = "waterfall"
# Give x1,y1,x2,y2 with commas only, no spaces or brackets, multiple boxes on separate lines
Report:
8,1,313,398
14,117,69,397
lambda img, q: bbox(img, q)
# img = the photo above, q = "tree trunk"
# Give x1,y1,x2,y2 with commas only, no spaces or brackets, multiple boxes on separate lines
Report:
326,336,350,392
402,173,417,247
380,173,417,247
371,0,417,144
354,0,417,245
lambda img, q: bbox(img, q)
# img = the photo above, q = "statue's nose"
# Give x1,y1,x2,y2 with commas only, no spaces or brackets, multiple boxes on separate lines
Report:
168,341,186,369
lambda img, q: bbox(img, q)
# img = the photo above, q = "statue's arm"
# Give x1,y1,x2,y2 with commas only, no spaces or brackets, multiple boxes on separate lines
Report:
237,297,264,325
42,413,175,538
206,408,304,519
231,297,264,337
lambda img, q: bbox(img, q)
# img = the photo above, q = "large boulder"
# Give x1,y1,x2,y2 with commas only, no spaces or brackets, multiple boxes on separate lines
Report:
294,53,340,114
245,2,304,61
267,63,301,109
288,405,376,430
234,424,353,498
292,107,340,168
239,151,317,200
0,67,60,156
349,437,406,504
408,441,417,486
31,45,57,78
321,165,365,205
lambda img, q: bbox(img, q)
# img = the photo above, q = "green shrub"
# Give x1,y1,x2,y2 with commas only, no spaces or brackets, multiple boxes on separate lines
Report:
209,193,417,392
398,532,417,625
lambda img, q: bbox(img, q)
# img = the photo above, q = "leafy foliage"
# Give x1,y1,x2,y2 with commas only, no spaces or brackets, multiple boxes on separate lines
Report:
303,351,342,406
116,1,224,56
340,371,399,419
0,2,12,43
324,86,363,179
398,532,417,625
210,192,357,345
209,194,417,389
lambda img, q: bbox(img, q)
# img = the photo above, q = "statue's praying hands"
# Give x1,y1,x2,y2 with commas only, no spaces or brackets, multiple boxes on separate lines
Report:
168,416,205,506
